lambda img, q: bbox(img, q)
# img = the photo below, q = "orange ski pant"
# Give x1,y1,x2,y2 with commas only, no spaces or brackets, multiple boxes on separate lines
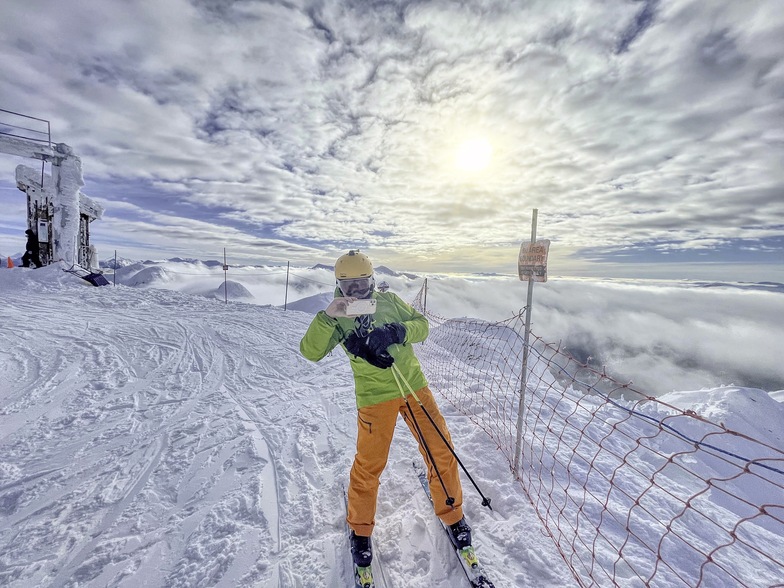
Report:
346,386,464,536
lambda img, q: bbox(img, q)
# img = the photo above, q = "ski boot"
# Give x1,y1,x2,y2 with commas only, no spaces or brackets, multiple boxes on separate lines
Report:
350,530,373,567
447,517,472,549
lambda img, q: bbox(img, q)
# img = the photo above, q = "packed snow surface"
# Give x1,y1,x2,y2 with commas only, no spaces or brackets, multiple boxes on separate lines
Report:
0,266,571,587
1,265,782,587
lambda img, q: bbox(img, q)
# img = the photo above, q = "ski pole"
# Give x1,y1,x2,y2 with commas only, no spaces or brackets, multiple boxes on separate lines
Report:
391,363,493,511
391,363,455,507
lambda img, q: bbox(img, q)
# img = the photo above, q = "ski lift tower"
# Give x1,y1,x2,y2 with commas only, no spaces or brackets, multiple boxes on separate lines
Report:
0,108,103,268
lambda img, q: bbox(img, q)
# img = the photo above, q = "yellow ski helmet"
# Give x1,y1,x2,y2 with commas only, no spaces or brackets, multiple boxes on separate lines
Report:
334,250,373,279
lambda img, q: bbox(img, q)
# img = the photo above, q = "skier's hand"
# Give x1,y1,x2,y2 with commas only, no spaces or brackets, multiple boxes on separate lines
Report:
365,351,395,369
344,333,394,369
344,332,369,358
366,323,406,356
325,297,355,318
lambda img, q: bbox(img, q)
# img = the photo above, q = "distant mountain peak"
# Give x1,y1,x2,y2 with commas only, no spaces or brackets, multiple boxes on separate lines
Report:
375,265,420,279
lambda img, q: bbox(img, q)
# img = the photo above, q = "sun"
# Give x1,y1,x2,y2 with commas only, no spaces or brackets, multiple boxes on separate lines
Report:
455,137,493,173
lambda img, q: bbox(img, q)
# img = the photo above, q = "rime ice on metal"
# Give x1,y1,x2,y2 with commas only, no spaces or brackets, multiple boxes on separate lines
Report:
1,123,103,268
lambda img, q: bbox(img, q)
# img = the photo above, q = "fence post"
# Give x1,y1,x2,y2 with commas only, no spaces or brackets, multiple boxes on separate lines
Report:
284,261,290,310
514,209,538,478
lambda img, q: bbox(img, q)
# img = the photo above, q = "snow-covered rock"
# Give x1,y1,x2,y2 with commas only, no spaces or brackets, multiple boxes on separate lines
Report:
660,386,784,450
123,265,170,286
209,279,253,300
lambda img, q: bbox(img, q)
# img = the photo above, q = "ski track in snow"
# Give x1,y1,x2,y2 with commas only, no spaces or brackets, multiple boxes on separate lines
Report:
0,269,573,587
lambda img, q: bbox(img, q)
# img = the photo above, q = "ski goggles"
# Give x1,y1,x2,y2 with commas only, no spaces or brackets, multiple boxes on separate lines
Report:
338,277,374,298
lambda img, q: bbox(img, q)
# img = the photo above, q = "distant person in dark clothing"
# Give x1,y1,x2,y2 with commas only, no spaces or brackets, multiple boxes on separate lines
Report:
22,229,42,268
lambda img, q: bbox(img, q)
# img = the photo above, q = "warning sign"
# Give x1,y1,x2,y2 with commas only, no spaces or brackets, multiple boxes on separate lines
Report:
518,239,550,282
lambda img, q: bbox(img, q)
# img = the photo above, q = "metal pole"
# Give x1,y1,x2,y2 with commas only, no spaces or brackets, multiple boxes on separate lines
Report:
284,261,290,310
223,248,228,304
113,250,117,286
41,120,50,188
423,277,428,314
514,208,538,478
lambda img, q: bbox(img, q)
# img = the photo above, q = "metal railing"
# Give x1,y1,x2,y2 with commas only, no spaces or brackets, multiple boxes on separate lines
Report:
0,108,51,146
0,108,52,190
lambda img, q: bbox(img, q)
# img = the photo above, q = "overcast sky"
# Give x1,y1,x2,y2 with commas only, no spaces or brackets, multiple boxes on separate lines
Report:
1,0,782,280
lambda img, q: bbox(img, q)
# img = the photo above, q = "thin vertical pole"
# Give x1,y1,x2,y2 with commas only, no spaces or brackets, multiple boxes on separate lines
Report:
514,208,538,478
223,248,228,304
284,261,290,310
113,250,117,286
40,121,50,189
423,277,428,314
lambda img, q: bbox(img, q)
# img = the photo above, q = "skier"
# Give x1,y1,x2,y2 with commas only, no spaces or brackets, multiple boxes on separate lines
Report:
300,250,472,572
21,229,42,268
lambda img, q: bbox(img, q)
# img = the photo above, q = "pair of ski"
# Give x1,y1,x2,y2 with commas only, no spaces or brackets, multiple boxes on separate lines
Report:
345,464,495,588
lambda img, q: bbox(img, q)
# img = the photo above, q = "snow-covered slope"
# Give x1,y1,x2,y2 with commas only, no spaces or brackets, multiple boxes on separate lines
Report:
282,291,332,314
0,266,571,587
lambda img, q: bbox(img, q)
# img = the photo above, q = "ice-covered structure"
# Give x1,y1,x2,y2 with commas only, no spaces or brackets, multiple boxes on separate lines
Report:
0,133,103,268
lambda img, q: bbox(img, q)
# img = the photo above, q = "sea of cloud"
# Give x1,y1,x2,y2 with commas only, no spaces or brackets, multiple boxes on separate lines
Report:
106,259,784,398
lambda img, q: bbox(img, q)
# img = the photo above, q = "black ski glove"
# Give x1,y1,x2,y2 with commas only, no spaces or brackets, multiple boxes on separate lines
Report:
344,332,396,369
367,351,395,369
366,323,406,357
344,332,370,360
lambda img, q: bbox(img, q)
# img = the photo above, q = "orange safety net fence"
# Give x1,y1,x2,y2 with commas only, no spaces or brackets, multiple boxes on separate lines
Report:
411,286,784,587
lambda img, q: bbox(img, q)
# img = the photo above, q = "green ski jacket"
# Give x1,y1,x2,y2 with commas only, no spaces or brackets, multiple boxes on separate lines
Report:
300,291,429,408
